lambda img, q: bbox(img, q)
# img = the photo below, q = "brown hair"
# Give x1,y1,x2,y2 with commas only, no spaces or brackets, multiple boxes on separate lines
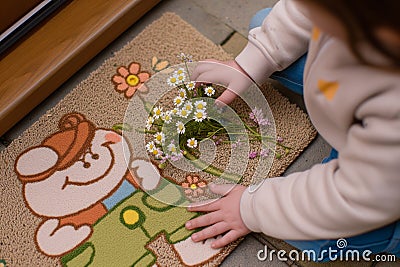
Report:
302,0,400,68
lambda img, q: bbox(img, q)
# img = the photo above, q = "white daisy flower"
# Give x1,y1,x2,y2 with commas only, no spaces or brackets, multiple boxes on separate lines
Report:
152,148,163,159
152,106,163,119
175,72,186,84
194,100,207,110
186,81,196,90
183,102,193,112
187,138,198,148
146,116,154,130
167,143,178,155
175,68,185,76
167,75,179,87
194,109,207,122
179,108,189,118
154,132,165,144
204,86,215,96
174,96,184,107
162,111,173,124
176,121,185,134
178,89,187,99
146,141,156,152
171,108,179,115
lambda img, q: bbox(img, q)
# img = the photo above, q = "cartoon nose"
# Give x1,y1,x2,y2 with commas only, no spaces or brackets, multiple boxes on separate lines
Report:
105,132,121,144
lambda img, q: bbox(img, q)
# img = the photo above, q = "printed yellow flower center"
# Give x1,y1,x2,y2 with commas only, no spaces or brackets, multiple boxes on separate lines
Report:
189,140,195,146
178,125,184,130
153,150,159,155
181,110,187,116
190,184,197,190
178,76,184,81
155,110,161,116
176,99,182,104
180,92,185,97
197,104,204,109
123,209,140,225
170,146,176,152
196,113,203,119
170,77,177,83
126,74,139,86
156,135,162,142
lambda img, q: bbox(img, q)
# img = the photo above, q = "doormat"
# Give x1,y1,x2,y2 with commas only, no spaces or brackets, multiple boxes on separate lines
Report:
0,13,317,266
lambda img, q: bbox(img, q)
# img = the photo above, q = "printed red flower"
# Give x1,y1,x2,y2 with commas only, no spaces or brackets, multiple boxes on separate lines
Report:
181,175,207,199
112,62,150,98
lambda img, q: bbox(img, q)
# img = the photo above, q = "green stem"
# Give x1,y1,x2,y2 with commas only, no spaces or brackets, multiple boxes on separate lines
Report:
183,151,242,183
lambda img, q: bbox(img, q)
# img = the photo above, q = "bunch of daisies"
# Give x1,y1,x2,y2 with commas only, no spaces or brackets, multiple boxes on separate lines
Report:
145,66,224,164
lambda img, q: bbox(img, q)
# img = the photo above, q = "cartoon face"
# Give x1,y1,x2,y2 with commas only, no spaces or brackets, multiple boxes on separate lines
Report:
15,114,131,218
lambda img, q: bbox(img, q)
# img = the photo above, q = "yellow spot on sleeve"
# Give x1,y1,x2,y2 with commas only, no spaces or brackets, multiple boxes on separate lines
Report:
312,27,320,41
318,80,339,100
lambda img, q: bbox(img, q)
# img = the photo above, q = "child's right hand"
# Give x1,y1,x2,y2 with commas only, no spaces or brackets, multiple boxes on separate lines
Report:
190,59,253,105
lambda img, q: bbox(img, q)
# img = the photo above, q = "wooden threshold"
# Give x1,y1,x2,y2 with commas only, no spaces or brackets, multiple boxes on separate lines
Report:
0,0,160,136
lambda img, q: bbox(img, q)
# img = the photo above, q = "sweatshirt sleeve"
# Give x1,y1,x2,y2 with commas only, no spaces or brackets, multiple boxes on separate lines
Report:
235,0,312,84
240,88,400,239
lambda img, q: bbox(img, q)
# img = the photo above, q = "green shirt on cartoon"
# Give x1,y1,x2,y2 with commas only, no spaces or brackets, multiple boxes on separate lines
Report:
61,181,196,267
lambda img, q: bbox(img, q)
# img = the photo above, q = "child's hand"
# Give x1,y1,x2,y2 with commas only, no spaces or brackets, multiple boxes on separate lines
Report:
190,59,252,105
185,183,251,249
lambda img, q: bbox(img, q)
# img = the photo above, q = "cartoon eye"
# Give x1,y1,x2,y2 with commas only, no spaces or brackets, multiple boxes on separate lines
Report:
83,162,91,168
92,154,99,160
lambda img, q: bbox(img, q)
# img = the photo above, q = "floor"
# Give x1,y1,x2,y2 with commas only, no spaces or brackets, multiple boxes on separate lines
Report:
0,0,335,266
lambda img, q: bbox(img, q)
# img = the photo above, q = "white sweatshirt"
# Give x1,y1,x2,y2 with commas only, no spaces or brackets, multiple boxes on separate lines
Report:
237,0,400,239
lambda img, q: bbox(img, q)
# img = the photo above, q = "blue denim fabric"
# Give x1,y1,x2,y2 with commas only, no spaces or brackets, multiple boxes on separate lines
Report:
250,8,399,262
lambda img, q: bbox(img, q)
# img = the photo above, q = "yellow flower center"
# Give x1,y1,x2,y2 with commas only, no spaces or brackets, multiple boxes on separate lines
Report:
197,104,204,109
123,209,140,225
196,112,203,119
126,74,140,86
189,140,195,146
156,135,162,142
176,99,182,104
181,110,187,116
170,77,177,83
190,184,197,190
155,110,161,116
153,150,159,155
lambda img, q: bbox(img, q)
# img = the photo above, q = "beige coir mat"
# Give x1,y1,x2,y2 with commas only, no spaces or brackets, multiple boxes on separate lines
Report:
0,13,317,267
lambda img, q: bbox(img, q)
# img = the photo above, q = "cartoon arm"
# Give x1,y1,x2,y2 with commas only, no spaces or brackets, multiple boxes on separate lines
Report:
36,219,92,256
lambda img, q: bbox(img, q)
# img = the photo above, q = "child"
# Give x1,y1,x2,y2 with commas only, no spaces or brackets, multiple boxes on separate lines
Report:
185,0,400,261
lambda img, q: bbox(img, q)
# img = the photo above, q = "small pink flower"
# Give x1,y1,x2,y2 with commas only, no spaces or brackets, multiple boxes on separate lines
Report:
181,175,207,199
249,107,271,126
249,151,258,159
112,62,150,99
260,149,270,158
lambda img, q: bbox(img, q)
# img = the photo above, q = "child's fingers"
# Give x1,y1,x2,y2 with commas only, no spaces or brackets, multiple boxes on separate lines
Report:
187,198,219,211
190,221,229,243
208,183,236,196
185,211,221,230
216,89,238,105
211,230,242,249
190,59,222,81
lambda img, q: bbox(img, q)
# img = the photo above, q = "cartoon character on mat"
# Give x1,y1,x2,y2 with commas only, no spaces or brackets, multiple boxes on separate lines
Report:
14,112,221,266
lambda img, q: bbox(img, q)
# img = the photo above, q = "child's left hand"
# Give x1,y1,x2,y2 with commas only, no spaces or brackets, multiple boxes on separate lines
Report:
185,184,251,248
